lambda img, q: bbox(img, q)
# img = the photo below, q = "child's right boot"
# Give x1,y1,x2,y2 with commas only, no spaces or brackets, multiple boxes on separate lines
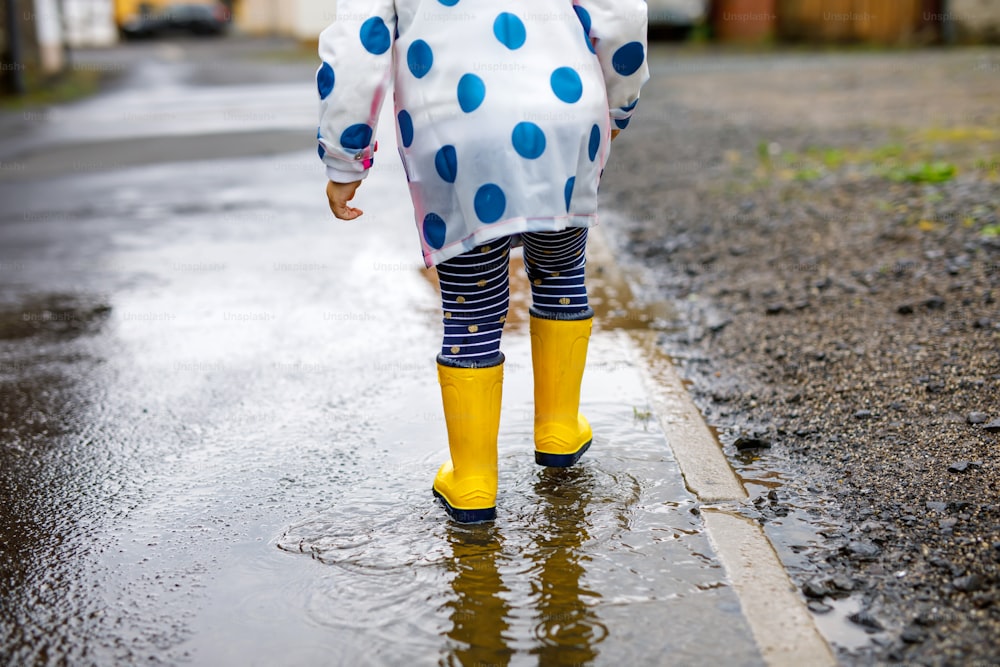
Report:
432,354,504,523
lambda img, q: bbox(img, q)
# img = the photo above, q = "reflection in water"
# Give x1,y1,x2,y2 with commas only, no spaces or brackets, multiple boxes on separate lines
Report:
529,467,604,666
443,525,514,667
427,242,620,664
442,466,605,666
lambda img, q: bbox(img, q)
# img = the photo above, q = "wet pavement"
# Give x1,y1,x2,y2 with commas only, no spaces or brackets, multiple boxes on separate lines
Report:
0,40,788,665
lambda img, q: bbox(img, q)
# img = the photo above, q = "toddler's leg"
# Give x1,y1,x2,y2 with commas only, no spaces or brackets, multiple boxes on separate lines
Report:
521,229,589,317
436,238,511,366
432,239,511,522
522,228,593,467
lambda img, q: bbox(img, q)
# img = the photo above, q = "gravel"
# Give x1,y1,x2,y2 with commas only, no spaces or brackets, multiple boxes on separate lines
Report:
604,46,999,665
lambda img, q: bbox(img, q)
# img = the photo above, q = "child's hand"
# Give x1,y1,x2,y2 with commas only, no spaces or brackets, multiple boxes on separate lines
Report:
611,129,621,142
326,180,364,220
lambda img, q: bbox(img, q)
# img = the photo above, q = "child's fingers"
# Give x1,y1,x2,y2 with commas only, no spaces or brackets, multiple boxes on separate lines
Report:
328,198,363,220
326,180,364,220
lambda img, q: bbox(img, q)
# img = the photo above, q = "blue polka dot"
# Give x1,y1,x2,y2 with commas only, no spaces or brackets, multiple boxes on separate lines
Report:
612,41,645,76
551,67,583,103
317,62,335,100
615,117,631,130
573,6,595,53
511,122,546,159
588,124,600,161
407,40,433,79
316,127,322,139
438,0,459,5
457,73,486,113
564,177,575,212
359,16,391,55
423,213,447,249
340,123,372,150
318,144,325,160
621,98,639,112
398,110,414,148
493,13,526,50
474,184,506,223
435,145,458,183
573,5,592,34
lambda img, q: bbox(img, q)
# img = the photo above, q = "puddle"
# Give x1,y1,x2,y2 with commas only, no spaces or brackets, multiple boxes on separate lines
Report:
0,292,121,665
810,594,883,653
0,293,112,341
274,380,752,664
735,462,884,655
272,235,763,665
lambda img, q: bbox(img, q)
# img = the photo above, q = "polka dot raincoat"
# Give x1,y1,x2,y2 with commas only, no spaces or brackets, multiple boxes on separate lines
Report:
317,0,649,268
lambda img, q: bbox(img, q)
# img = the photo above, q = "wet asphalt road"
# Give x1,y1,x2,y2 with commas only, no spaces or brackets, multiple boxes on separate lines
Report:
0,40,769,665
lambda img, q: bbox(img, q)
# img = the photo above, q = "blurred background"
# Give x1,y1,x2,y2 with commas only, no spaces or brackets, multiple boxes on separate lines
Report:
2,0,1000,96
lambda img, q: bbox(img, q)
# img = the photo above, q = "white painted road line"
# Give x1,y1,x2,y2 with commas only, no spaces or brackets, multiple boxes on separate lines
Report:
704,510,837,667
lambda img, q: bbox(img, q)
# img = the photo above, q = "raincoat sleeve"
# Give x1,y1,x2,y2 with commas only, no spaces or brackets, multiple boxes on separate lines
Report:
573,0,650,130
316,0,397,183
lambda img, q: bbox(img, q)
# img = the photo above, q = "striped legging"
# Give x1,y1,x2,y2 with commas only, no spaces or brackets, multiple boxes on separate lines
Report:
436,229,589,365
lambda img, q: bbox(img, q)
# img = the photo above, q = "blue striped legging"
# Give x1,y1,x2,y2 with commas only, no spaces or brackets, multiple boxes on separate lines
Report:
436,229,589,365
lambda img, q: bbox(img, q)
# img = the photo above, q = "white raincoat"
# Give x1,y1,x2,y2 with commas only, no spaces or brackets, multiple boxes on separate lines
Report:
317,0,649,267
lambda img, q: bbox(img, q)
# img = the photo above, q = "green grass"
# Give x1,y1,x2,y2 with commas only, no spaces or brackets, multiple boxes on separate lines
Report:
0,68,102,111
633,406,653,422
755,140,963,185
883,161,956,184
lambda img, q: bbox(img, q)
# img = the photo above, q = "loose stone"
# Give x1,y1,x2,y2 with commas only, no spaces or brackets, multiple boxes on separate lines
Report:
849,610,884,631
953,574,985,593
966,412,988,424
807,600,833,614
734,436,771,450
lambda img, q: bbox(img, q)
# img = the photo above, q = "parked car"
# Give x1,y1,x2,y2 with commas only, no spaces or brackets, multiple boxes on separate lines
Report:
161,3,230,35
120,2,229,39
119,7,167,39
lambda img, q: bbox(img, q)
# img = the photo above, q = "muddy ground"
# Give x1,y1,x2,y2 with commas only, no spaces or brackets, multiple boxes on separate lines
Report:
602,47,1000,665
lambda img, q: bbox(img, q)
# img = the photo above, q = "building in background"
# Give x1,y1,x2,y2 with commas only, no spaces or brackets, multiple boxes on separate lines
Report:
64,0,116,46
234,0,330,41
948,0,1000,42
0,0,66,74
774,0,937,44
711,0,1000,45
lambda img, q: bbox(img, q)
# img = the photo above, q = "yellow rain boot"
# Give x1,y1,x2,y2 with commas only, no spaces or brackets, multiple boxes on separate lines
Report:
432,354,504,523
530,308,594,467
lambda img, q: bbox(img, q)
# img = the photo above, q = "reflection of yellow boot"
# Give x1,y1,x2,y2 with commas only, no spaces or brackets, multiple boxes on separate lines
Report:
530,308,593,467
432,355,503,523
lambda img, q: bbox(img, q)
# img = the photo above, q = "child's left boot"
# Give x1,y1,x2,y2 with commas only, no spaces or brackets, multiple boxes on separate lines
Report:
432,354,504,523
530,308,593,467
